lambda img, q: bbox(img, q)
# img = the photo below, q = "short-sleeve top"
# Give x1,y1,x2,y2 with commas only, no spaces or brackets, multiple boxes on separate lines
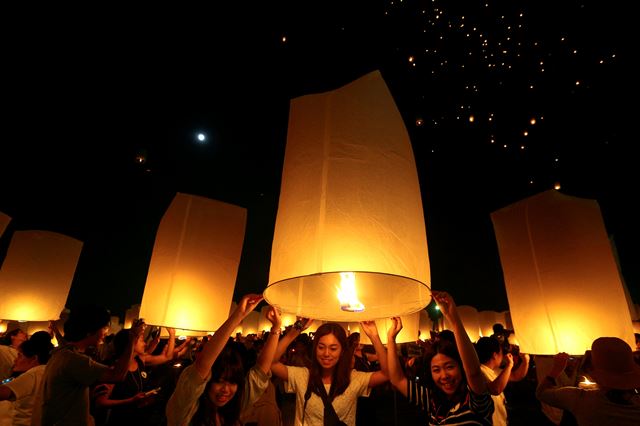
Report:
5,364,46,426
166,363,271,426
285,366,373,426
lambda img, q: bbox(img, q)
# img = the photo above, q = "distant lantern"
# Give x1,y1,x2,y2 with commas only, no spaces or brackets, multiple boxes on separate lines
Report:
0,231,82,322
444,305,480,342
491,190,636,355
197,133,206,142
264,70,431,321
478,310,501,337
0,211,10,238
554,182,561,190
124,304,141,329
469,115,475,123
418,310,431,339
139,193,246,336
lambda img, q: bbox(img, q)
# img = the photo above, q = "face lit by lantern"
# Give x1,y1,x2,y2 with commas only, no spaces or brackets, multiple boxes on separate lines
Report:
316,333,343,370
430,353,462,396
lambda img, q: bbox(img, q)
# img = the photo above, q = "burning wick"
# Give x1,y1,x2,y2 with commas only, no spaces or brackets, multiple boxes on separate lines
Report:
337,272,365,312
578,376,597,389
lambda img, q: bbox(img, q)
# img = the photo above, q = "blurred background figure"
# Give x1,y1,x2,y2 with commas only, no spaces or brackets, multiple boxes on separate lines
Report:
536,337,640,426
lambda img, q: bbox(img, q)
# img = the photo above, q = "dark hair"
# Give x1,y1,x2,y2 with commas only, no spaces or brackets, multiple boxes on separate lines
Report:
0,328,26,346
305,323,351,401
192,344,246,426
20,332,54,364
438,329,455,343
424,338,467,408
492,323,505,334
63,305,111,342
475,336,502,364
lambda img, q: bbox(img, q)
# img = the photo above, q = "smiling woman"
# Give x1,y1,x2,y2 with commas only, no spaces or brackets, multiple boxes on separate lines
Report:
270,321,389,425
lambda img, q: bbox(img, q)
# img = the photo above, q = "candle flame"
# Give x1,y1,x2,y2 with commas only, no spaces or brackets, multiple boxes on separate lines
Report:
580,376,596,385
337,272,365,312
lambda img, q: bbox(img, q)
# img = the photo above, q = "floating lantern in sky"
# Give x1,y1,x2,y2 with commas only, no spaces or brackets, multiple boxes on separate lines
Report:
0,211,10,238
0,231,82,322
139,193,246,335
491,190,636,355
197,133,206,142
264,70,431,321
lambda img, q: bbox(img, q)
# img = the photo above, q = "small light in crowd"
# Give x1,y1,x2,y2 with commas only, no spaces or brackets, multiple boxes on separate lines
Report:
173,362,182,368
469,115,475,123
578,376,597,389
416,118,424,126
435,305,440,311
178,335,187,340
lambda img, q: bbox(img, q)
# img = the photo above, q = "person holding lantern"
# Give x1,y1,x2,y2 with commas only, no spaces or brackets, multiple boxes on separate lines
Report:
536,337,640,426
270,319,389,426
386,291,494,425
166,294,282,426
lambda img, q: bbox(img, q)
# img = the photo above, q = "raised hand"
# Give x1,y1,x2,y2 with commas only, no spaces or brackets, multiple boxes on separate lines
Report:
549,352,570,378
360,320,379,339
267,306,282,329
387,317,403,341
234,294,263,319
295,317,314,332
432,291,457,319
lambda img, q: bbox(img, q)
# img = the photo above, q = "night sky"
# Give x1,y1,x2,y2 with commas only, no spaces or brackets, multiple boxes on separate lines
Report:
1,1,637,320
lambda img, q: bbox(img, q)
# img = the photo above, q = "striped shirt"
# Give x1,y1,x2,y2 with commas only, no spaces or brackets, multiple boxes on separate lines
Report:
407,379,494,425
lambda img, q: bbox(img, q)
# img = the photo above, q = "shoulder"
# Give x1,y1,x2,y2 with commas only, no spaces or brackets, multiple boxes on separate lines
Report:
286,365,309,378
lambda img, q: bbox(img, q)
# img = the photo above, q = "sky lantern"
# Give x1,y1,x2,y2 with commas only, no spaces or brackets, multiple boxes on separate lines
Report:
258,305,272,333
418,310,431,340
264,70,430,322
444,305,481,342
124,304,141,329
491,190,636,355
478,311,495,337
0,211,10,238
0,230,82,322
139,193,246,336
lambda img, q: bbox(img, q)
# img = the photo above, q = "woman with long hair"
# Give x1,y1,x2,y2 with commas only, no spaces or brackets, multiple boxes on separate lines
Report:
386,291,494,425
166,294,282,426
271,320,388,425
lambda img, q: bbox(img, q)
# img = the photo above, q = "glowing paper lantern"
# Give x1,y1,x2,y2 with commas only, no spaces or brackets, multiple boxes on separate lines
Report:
478,310,502,338
491,190,636,355
0,231,82,321
0,211,10,238
139,193,246,335
124,304,141,329
444,305,480,342
418,310,431,340
265,70,430,321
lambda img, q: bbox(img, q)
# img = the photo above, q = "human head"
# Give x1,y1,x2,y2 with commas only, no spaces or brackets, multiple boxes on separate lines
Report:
63,304,111,344
425,339,465,399
0,328,27,348
13,332,54,372
193,344,245,425
475,336,503,365
312,323,349,373
492,323,505,335
590,336,640,390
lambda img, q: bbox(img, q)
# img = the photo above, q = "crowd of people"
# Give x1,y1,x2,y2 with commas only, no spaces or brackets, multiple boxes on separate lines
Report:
0,291,638,425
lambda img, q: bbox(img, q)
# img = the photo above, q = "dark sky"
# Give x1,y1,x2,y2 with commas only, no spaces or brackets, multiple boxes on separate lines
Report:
1,1,637,320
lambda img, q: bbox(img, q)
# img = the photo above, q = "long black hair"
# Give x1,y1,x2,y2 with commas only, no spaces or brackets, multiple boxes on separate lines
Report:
424,338,468,410
305,323,352,401
191,343,246,426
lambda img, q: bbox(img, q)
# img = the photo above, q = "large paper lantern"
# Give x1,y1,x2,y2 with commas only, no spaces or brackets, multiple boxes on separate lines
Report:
258,306,272,333
444,305,480,342
418,310,431,340
478,310,502,338
139,193,246,335
264,70,430,322
491,190,636,355
124,304,141,329
0,211,10,238
0,230,82,321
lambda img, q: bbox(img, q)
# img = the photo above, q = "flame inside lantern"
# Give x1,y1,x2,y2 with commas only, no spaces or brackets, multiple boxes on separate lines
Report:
337,272,365,312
